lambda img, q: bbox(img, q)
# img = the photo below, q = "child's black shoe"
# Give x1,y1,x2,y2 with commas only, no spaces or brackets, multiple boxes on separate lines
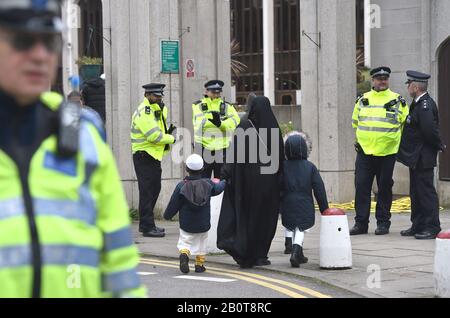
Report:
195,265,206,273
180,253,190,274
290,244,308,268
284,237,292,254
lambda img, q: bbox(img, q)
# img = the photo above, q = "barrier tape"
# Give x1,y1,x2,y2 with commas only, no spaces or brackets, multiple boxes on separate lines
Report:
317,197,444,213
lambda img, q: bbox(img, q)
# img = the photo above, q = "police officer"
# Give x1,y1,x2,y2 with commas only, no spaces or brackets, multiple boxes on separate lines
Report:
131,83,176,238
192,80,240,178
397,71,445,239
0,0,145,297
350,66,409,235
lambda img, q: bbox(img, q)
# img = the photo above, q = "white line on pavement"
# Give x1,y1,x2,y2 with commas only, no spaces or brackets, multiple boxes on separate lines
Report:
174,276,237,283
138,272,158,276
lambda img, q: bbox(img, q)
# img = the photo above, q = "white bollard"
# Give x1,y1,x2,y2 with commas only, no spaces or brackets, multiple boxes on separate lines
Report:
434,230,450,298
320,208,352,269
206,192,224,254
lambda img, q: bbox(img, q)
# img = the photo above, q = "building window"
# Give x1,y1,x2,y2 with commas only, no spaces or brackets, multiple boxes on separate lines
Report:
231,0,264,105
231,0,300,106
274,0,301,105
231,0,365,105
78,0,103,58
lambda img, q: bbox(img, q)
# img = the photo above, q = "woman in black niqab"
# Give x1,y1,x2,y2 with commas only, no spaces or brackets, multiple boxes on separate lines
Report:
217,96,284,268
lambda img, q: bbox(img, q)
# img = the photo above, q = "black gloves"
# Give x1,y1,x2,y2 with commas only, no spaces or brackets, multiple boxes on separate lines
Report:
168,124,176,134
209,111,222,128
354,142,363,153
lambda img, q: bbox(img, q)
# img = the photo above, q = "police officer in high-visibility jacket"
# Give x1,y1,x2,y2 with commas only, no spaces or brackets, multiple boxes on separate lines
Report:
131,83,176,238
350,66,409,236
0,0,145,298
192,80,240,178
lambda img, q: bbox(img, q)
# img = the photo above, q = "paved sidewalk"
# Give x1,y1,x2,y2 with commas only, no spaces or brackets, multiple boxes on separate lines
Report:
133,211,450,298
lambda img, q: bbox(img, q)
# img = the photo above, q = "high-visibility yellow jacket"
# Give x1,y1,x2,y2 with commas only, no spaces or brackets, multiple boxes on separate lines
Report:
131,98,175,161
0,92,146,298
352,89,409,156
192,97,240,151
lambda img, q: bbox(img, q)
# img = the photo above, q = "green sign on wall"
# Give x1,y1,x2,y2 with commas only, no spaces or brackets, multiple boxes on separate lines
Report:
161,40,180,73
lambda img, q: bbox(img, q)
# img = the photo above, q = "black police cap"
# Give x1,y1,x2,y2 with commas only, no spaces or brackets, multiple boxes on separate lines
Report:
370,66,391,78
405,70,431,84
143,83,166,96
0,0,63,34
205,80,224,92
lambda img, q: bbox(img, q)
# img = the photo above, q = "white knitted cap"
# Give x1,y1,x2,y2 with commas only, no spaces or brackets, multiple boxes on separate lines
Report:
186,154,204,171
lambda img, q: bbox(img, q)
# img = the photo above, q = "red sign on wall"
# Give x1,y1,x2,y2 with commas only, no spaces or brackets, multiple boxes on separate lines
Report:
186,59,195,78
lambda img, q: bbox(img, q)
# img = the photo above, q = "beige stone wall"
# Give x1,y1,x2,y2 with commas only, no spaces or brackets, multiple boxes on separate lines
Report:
103,0,231,214
301,0,357,203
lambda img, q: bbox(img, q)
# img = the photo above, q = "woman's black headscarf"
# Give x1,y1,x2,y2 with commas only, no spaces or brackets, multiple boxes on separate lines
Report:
217,95,284,268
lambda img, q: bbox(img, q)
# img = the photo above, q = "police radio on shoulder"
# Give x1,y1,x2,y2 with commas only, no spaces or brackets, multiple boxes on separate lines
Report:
57,101,81,158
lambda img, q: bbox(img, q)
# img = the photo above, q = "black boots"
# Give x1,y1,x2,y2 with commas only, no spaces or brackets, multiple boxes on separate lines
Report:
142,227,165,238
255,258,271,266
290,244,308,268
374,225,390,235
284,237,293,254
349,224,368,236
400,227,417,237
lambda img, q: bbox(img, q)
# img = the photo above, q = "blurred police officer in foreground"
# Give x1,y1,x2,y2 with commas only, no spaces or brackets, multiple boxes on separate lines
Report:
0,0,145,297
351,67,409,236
397,71,445,240
192,80,240,178
131,83,176,238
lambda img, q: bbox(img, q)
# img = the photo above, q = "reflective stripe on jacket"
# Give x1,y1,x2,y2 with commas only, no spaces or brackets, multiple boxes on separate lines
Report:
0,92,146,298
352,89,409,156
131,98,174,161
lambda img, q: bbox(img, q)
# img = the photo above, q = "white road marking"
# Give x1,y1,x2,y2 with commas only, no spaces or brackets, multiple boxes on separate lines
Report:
174,276,237,283
138,272,158,276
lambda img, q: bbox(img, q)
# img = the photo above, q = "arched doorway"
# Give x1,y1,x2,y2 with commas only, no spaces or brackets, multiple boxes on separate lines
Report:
438,38,450,180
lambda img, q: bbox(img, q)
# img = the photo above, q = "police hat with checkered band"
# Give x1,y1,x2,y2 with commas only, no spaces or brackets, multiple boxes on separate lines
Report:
204,80,224,93
370,66,391,78
405,70,431,84
143,83,166,97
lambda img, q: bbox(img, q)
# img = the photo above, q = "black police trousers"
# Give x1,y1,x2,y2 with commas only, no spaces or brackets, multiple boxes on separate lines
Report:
409,168,441,234
133,151,162,232
195,145,226,179
354,152,396,228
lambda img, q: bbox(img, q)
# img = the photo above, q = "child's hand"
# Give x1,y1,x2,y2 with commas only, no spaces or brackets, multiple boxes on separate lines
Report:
212,178,220,184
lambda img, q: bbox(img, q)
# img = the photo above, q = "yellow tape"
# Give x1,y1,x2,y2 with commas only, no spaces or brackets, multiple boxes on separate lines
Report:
318,196,444,213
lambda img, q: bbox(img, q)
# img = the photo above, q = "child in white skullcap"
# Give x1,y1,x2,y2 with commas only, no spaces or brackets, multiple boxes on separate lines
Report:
164,154,226,274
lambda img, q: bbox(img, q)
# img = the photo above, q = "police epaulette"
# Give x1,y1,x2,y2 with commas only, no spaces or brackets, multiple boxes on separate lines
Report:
194,100,202,105
398,96,407,106
355,94,363,103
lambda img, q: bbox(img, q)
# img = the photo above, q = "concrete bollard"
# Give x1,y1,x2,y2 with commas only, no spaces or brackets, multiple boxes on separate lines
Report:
434,230,450,298
320,208,352,269
206,191,224,254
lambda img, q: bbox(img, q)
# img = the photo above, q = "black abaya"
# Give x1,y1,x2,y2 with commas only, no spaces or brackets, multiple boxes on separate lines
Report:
217,96,284,268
